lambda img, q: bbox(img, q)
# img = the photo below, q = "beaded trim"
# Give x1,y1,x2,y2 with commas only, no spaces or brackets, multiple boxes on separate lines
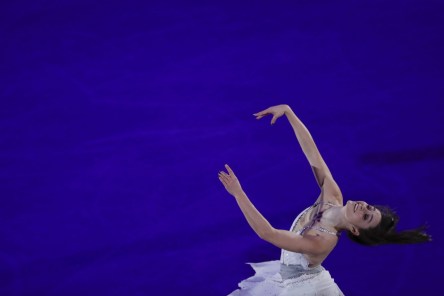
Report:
292,202,339,236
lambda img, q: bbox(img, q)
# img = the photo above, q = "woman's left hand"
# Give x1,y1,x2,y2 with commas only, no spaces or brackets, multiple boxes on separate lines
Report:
218,164,243,197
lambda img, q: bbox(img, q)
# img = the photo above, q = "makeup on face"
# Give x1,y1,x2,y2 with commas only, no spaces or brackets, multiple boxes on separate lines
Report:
352,201,380,227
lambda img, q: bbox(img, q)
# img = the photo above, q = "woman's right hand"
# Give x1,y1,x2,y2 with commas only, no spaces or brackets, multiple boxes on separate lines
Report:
253,104,290,125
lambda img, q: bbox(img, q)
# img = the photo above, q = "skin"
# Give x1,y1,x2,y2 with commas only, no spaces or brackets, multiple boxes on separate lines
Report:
218,105,384,267
344,200,382,234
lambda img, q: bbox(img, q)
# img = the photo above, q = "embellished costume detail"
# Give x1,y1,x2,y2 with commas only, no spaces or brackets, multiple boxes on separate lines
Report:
293,201,340,237
228,202,345,295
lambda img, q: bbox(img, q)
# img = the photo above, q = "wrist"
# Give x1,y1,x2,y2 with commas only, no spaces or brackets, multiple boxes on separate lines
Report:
233,190,246,199
283,105,292,114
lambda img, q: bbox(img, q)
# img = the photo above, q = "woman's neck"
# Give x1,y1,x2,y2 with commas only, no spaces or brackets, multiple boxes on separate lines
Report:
319,205,349,232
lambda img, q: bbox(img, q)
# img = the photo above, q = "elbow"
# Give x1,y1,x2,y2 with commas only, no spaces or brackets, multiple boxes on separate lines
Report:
258,227,275,242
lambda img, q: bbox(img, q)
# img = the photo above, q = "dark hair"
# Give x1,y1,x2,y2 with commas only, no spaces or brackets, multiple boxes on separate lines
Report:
346,205,432,246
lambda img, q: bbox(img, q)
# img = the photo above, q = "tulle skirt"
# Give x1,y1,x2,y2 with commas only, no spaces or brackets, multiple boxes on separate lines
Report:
227,260,344,296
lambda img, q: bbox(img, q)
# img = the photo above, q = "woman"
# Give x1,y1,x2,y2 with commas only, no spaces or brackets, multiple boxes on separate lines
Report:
218,104,431,296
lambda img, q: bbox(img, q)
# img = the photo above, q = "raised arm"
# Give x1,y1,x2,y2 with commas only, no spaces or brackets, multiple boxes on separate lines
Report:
254,104,342,202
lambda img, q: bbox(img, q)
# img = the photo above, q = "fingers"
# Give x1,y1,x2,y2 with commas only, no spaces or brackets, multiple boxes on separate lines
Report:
271,116,278,125
218,164,236,187
218,170,229,183
224,164,235,176
253,108,269,117
219,171,229,179
218,174,228,186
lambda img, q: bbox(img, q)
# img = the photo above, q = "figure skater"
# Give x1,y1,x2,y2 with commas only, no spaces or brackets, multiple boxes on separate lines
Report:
218,104,431,296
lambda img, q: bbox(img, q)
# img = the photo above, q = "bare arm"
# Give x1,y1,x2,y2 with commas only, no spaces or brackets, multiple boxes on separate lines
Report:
218,164,273,238
232,189,328,254
233,190,274,239
254,105,342,201
262,228,330,255
283,106,327,174
218,165,328,254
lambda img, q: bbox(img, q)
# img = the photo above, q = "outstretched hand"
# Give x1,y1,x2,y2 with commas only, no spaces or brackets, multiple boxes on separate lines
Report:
218,164,243,197
253,104,289,125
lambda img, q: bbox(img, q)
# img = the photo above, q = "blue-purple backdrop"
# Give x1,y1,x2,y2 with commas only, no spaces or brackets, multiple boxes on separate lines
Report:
1,0,443,295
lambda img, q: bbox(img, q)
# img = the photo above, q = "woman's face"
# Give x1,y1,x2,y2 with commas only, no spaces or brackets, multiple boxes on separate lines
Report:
345,200,382,230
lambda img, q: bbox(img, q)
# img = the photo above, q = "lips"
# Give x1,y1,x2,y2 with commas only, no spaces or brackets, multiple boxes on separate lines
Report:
354,203,358,212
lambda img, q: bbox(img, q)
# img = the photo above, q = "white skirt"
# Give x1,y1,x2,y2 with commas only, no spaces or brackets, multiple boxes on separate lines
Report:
227,260,344,296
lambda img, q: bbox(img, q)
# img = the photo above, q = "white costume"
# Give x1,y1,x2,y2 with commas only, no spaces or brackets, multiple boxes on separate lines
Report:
228,204,345,295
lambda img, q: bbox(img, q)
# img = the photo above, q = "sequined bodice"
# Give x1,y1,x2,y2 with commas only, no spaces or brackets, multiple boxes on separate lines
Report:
280,202,338,268
293,201,338,236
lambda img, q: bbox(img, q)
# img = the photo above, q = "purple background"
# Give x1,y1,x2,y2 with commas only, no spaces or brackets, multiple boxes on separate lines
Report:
1,0,443,295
